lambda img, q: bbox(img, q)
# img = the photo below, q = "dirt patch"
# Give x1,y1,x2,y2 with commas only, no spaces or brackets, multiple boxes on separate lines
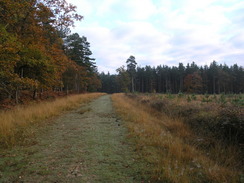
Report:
0,95,148,183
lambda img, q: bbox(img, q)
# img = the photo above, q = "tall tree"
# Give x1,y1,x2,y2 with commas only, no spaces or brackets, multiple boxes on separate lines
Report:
64,33,100,92
209,61,218,94
64,33,96,72
184,72,203,93
178,63,185,92
116,66,130,92
126,55,137,92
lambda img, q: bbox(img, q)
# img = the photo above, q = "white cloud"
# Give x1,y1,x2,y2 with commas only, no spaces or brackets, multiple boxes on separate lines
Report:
66,0,244,73
95,0,120,16
74,20,172,73
124,0,157,20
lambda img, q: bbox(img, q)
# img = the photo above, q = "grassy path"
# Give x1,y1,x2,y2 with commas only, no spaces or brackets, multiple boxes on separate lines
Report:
0,95,147,183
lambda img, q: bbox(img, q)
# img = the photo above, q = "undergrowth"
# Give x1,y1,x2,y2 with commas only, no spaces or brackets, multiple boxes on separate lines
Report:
112,93,243,183
130,93,244,145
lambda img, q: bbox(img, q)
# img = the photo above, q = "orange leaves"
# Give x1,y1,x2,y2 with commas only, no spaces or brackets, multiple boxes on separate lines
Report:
184,72,203,93
41,0,83,29
0,0,99,103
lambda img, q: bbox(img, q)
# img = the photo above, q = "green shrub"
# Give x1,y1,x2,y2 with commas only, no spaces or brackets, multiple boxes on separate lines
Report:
202,94,211,103
218,94,227,105
231,95,244,106
178,92,184,98
212,94,217,101
191,94,197,100
216,107,244,143
166,93,175,99
158,95,163,100
187,95,192,102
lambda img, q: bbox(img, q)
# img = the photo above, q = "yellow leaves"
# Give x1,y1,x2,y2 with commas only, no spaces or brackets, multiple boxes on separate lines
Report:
0,25,20,73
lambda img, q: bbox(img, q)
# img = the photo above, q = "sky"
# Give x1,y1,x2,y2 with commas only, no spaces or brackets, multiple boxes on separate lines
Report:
67,0,244,74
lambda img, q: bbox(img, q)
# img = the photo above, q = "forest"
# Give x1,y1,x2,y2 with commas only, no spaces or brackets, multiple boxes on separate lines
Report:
1,0,243,106
0,0,101,105
100,56,244,94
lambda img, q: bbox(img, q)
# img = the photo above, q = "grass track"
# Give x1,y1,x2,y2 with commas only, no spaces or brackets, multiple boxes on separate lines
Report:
0,95,149,182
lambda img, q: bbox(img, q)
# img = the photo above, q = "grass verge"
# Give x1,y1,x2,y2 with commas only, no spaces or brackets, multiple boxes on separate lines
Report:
0,93,105,148
112,93,242,183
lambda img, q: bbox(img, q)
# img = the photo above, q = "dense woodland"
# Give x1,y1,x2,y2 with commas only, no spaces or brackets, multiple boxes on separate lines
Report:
0,1,243,106
0,0,101,104
99,56,244,94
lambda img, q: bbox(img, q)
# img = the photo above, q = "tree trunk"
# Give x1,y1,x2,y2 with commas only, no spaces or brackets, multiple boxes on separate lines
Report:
166,78,169,93
218,79,220,94
77,84,80,93
141,78,144,93
131,77,134,93
66,85,69,95
33,89,37,100
158,75,162,93
39,88,43,99
21,68,24,78
180,76,183,92
15,87,19,104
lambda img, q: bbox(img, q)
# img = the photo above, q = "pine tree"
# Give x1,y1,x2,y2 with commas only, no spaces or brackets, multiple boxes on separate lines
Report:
126,55,137,92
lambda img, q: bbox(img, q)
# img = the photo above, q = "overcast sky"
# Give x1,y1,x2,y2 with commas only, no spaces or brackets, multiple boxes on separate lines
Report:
67,0,244,74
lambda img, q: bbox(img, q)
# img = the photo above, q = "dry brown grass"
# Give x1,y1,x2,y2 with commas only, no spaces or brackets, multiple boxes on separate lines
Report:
0,93,104,147
112,93,241,183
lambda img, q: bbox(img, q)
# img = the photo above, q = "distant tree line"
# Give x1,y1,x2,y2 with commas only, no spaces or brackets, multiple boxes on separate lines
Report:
99,56,244,94
0,0,101,103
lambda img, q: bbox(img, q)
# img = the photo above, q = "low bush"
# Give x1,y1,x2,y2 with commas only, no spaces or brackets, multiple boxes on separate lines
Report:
126,93,244,169
112,93,242,183
217,107,244,143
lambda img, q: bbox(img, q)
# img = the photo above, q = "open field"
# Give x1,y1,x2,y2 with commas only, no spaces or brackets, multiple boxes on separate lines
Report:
0,93,104,148
112,93,243,183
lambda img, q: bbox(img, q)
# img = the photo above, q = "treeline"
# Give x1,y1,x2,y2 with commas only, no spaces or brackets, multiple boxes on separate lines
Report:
0,0,101,103
99,56,244,94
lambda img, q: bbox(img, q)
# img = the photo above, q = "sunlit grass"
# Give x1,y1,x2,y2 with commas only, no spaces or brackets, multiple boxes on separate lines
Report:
0,93,105,148
112,93,241,183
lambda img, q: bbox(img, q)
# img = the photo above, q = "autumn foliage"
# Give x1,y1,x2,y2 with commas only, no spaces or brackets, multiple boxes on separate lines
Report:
0,0,101,104
184,72,203,93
